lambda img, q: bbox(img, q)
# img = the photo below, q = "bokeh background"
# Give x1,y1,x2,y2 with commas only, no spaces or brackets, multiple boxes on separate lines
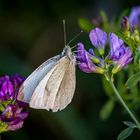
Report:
1,0,140,139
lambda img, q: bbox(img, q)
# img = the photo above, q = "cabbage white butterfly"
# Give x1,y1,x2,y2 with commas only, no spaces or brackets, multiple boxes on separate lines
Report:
17,21,80,112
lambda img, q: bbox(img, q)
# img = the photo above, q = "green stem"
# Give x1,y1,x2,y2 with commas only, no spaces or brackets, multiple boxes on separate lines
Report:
106,74,140,129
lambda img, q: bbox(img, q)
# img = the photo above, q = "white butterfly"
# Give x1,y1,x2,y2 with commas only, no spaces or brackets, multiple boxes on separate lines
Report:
17,45,76,112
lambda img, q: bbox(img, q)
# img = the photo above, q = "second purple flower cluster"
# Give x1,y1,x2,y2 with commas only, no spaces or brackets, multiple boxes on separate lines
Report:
0,75,28,132
76,28,133,74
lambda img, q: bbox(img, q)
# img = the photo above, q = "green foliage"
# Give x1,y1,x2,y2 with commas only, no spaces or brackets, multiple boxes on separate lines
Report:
99,10,108,30
78,18,94,32
134,51,140,71
123,121,137,128
0,122,8,133
117,127,134,140
134,51,140,64
100,99,115,120
115,31,135,51
118,121,137,140
102,77,114,97
125,71,140,88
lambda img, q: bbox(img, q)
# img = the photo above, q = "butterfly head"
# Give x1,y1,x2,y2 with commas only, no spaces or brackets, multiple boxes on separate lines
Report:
62,46,75,63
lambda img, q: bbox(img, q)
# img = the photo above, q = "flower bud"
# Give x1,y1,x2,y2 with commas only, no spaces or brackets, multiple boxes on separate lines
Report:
121,16,130,33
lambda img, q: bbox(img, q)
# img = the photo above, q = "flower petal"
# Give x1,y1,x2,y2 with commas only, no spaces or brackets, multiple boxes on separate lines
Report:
2,80,14,99
77,43,97,73
7,118,23,131
89,27,107,49
1,105,15,121
77,42,87,62
0,91,5,100
109,33,124,59
129,6,140,27
16,112,29,120
117,47,133,68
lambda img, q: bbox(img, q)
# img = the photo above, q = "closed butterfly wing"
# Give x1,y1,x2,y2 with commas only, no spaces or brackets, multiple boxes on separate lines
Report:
52,61,76,112
29,56,76,112
18,55,61,103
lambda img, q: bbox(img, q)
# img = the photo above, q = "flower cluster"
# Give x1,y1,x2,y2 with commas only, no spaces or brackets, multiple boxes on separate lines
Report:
129,6,140,27
0,74,28,132
121,8,140,47
76,28,133,74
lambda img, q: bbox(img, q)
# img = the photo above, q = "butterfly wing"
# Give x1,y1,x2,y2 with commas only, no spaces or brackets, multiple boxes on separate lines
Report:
18,55,61,103
52,61,76,112
29,56,69,109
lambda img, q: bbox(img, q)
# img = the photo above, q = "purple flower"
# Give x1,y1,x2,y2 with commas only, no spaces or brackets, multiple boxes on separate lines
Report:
1,104,28,131
12,74,25,89
76,43,104,74
0,74,28,132
89,27,107,55
116,48,133,68
109,33,124,60
129,6,140,27
77,43,96,73
77,28,132,75
109,33,133,73
7,118,24,131
0,76,14,101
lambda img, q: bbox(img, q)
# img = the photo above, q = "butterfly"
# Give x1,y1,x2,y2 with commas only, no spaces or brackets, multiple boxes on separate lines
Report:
17,21,79,112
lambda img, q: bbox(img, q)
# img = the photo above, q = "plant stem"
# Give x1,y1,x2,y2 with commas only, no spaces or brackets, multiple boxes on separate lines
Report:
107,74,140,129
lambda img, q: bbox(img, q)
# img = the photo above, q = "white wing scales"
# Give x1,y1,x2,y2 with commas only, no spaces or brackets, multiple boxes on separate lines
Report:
46,60,75,112
18,55,61,102
52,62,76,112
28,65,57,109
29,56,72,111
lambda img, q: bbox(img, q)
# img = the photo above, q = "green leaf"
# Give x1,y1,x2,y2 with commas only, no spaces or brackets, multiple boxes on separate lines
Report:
123,121,137,128
117,127,134,140
99,10,108,29
78,18,94,32
133,51,140,71
0,121,8,133
100,99,115,120
125,71,140,88
0,103,5,112
115,31,135,51
115,32,128,43
134,51,140,64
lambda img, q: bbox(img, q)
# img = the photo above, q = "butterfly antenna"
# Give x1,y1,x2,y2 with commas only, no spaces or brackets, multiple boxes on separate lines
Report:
67,30,83,46
63,19,67,46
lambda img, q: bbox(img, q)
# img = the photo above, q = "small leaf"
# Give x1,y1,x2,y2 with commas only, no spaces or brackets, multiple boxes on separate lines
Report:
78,18,94,32
100,99,114,120
117,127,134,140
125,71,140,88
99,10,108,29
134,51,140,64
0,121,8,133
115,31,135,51
123,121,136,128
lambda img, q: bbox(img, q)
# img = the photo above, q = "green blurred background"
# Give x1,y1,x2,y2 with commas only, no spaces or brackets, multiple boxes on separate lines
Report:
1,0,140,139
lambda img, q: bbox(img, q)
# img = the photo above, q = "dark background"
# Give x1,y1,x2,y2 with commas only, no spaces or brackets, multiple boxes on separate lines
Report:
0,0,140,139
